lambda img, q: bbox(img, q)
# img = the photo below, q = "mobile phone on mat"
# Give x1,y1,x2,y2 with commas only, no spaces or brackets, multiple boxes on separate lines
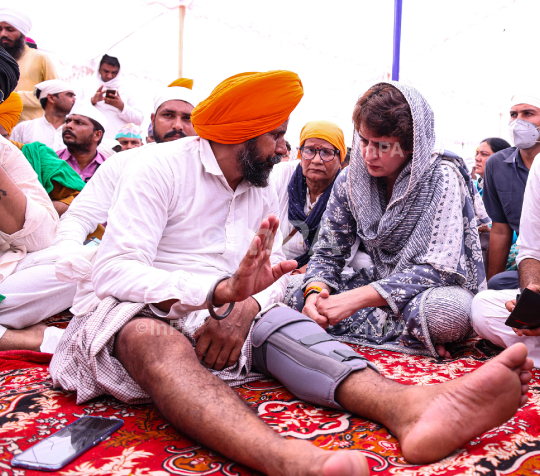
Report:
505,288,540,330
11,416,123,471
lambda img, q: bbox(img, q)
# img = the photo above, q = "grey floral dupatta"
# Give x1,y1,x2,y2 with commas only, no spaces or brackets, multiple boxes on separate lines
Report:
288,81,490,356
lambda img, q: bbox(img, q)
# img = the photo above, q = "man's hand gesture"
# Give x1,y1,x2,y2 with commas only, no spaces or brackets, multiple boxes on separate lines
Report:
213,215,296,306
91,86,104,106
104,90,125,111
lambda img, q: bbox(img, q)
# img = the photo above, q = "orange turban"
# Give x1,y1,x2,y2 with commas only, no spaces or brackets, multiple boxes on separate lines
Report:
0,91,23,135
191,70,303,144
298,120,347,163
168,77,194,89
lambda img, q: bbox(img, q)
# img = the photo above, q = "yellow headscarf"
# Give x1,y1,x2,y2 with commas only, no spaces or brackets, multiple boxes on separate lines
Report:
191,70,303,144
298,120,347,162
0,91,23,135
168,78,194,89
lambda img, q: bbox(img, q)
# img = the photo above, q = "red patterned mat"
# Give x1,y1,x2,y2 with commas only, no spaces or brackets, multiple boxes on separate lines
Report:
2,316,540,475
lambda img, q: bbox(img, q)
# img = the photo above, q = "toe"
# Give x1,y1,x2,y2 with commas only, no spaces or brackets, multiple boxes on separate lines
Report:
519,371,533,384
520,394,529,407
492,343,528,370
322,451,369,476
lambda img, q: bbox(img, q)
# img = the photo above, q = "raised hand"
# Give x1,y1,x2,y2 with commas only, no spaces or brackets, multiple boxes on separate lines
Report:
213,214,297,306
91,86,104,106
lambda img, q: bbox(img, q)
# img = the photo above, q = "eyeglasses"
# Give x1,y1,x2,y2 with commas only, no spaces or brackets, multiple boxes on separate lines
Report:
299,146,339,162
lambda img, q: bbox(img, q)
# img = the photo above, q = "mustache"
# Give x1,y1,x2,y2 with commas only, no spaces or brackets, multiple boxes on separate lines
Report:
266,155,282,166
63,130,76,139
164,130,186,139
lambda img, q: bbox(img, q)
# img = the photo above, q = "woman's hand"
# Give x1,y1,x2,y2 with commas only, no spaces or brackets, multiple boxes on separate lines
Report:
302,293,329,328
315,289,358,326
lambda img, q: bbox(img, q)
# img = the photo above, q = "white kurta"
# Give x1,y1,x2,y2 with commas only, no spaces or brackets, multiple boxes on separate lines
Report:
68,137,288,331
517,155,540,265
10,115,65,151
79,73,144,140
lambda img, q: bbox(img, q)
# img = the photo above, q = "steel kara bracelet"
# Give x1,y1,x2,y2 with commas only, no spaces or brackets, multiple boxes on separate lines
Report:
207,275,236,320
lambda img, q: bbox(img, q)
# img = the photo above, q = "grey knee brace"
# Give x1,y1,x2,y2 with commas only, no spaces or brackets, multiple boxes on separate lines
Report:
252,306,378,410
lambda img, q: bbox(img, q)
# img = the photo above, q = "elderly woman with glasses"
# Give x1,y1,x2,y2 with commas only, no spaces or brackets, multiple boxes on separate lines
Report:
271,120,371,274
285,83,490,359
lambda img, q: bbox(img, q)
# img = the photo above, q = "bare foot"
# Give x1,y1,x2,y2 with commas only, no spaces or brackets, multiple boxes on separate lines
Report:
0,323,47,352
435,343,451,359
398,343,533,464
322,450,369,476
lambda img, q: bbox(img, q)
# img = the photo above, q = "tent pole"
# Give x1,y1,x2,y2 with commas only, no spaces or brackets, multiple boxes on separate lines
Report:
179,5,186,77
392,0,403,81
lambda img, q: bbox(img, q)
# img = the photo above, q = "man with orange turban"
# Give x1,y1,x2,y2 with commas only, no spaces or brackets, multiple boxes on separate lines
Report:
47,70,519,476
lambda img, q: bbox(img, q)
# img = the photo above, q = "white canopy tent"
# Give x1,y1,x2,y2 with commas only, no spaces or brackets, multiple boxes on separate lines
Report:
16,0,540,161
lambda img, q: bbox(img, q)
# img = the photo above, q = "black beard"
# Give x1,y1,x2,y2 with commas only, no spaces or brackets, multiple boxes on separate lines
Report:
237,139,282,188
1,33,25,61
63,132,93,154
153,127,186,144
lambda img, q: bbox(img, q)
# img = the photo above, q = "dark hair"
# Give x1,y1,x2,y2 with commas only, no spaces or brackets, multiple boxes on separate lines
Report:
26,41,37,49
38,92,58,110
99,54,120,70
285,140,291,152
353,83,414,152
481,137,511,154
88,117,105,146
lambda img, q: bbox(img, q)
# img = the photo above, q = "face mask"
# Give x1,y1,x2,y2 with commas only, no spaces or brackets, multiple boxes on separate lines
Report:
508,118,540,149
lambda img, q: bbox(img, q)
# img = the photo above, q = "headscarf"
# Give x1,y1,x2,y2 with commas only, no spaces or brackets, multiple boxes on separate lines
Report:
0,45,20,103
153,87,198,113
115,123,142,140
348,81,489,293
510,93,540,110
69,102,108,131
297,120,347,162
191,70,303,144
34,80,73,99
0,8,32,36
22,142,86,193
168,78,194,89
0,91,23,134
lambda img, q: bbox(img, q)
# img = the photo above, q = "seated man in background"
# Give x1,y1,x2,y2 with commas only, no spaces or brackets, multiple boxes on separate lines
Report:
11,79,75,150
49,71,534,476
56,103,108,182
483,93,540,290
472,152,540,366
115,123,143,150
0,47,63,352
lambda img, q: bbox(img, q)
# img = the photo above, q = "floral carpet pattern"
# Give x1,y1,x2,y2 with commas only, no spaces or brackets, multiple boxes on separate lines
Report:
1,313,540,475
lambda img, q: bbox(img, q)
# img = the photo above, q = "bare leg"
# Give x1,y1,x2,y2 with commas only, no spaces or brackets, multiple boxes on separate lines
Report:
336,343,532,464
114,318,369,476
0,323,47,351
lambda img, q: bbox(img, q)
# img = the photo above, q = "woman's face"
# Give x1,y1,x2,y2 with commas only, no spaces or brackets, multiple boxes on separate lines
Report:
300,137,341,184
358,126,410,181
474,141,493,178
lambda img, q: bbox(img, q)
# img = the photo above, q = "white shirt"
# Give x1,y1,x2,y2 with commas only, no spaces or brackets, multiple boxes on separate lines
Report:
517,156,540,265
53,144,154,246
79,75,144,140
83,137,287,328
11,115,65,151
0,137,57,283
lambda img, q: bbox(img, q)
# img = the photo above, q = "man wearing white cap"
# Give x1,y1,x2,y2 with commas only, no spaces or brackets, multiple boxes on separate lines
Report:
0,8,59,123
11,80,75,150
481,93,540,291
56,103,108,183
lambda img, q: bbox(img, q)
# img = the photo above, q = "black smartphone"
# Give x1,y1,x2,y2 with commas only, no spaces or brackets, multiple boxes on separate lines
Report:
505,288,540,330
11,416,123,471
105,89,117,98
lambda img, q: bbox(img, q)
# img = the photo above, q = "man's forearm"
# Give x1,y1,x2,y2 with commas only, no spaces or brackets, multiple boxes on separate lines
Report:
518,258,540,290
0,166,27,235
487,223,513,280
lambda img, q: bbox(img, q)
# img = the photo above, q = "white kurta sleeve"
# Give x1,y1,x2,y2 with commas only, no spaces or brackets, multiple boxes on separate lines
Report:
0,140,57,251
117,92,144,126
91,155,215,310
517,157,540,264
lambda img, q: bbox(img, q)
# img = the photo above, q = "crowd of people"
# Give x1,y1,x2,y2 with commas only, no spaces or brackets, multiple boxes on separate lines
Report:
1,6,539,476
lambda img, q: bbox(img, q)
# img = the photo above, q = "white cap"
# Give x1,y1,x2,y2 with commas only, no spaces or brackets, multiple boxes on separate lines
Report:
34,79,74,99
0,7,32,36
510,94,540,111
68,102,108,131
153,87,198,114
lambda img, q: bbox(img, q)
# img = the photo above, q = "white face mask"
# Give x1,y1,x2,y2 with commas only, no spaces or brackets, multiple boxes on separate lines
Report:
508,118,540,149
